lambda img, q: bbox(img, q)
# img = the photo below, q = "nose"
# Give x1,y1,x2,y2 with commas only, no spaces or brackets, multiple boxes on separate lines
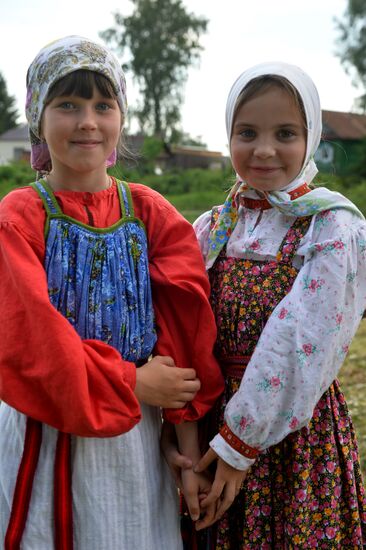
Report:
78,106,97,131
253,138,275,159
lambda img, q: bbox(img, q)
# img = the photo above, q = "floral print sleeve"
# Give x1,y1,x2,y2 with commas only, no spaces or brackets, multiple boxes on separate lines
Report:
209,209,366,470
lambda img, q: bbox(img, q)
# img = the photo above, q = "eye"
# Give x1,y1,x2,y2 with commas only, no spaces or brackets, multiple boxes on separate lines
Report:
96,102,111,111
58,101,76,110
278,128,296,139
240,128,256,139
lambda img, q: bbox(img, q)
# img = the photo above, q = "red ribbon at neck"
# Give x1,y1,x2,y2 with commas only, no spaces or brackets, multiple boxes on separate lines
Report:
240,183,311,210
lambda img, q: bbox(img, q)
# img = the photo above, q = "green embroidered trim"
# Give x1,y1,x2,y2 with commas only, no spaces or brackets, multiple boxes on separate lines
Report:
117,179,135,218
30,179,62,214
46,213,145,234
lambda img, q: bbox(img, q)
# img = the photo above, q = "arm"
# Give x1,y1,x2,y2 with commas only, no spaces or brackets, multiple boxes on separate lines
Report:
160,420,193,489
0,216,140,437
138,189,224,422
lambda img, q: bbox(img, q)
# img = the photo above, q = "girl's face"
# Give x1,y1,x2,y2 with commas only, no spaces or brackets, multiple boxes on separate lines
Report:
230,86,306,192
41,84,121,185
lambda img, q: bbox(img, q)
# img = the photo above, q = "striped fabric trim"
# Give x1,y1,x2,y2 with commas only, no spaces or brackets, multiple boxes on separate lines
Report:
5,417,42,550
54,432,73,550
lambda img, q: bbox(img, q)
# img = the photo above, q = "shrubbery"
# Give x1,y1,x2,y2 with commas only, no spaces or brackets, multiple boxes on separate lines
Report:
0,162,36,199
1,162,366,221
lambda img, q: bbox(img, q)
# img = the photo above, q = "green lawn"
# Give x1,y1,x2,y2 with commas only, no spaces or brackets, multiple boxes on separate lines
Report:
339,319,366,479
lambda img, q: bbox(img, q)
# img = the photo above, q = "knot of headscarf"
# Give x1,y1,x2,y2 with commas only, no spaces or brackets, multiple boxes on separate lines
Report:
206,62,364,269
26,35,127,171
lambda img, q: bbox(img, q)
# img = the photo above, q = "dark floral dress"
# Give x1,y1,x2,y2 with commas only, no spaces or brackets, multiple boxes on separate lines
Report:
194,212,366,549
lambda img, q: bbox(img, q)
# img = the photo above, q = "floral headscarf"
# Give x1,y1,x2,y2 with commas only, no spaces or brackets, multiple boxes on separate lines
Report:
206,62,364,269
26,35,127,171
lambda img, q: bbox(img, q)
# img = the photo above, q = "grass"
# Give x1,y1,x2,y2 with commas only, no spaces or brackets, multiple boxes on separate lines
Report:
166,190,226,223
339,319,366,479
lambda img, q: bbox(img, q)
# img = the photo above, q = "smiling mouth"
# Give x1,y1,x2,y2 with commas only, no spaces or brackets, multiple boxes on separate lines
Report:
250,166,280,171
71,141,102,147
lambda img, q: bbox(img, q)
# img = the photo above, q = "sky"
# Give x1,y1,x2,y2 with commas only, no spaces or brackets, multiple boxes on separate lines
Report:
0,0,360,153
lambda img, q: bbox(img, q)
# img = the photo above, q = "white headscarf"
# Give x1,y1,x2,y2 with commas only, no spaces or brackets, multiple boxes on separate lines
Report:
206,62,364,269
226,61,321,195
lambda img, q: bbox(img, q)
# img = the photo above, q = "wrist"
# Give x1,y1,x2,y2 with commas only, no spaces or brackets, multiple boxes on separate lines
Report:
134,369,146,402
175,421,201,465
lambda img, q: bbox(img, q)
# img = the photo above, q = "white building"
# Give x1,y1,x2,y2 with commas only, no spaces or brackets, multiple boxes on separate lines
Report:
0,124,30,165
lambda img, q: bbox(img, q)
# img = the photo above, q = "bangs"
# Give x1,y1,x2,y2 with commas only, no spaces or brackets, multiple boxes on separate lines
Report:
233,75,307,131
46,69,117,103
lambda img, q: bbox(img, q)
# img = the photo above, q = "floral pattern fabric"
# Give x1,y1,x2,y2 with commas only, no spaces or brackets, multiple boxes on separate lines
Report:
206,379,366,548
193,203,366,548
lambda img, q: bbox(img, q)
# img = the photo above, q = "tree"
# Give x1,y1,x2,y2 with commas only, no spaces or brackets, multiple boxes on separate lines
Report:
0,72,18,134
100,0,208,139
336,0,366,111
170,129,207,147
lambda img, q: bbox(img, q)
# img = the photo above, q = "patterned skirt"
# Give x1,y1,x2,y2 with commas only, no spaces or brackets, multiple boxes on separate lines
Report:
190,377,366,550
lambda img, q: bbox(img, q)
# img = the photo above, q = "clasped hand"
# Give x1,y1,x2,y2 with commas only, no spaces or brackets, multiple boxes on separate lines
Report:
135,355,201,408
161,424,248,530
186,449,248,530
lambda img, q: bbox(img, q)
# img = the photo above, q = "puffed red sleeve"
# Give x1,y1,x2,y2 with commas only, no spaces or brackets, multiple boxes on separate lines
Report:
0,189,141,437
130,184,224,423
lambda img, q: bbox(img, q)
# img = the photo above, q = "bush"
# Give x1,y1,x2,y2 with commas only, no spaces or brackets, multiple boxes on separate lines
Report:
1,162,366,218
0,162,36,199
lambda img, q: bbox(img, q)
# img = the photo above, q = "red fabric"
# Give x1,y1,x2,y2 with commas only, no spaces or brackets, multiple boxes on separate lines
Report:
0,181,223,434
4,418,42,550
240,182,311,210
54,432,73,550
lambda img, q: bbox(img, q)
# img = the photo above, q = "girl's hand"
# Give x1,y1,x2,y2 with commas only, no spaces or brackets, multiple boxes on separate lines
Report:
194,448,249,530
181,468,214,523
160,421,192,489
135,356,201,408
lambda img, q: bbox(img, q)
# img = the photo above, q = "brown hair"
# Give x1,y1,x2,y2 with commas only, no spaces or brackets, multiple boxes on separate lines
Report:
45,69,117,104
232,75,307,137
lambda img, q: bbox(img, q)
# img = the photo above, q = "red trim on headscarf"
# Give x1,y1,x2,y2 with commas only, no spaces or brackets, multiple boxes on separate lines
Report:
54,432,73,550
5,418,42,550
240,183,311,210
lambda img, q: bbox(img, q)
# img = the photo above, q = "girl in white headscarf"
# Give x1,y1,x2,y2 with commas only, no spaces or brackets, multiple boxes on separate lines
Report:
182,62,366,548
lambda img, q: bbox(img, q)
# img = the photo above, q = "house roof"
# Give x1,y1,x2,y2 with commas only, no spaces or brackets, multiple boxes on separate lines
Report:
322,110,366,140
170,145,224,158
0,123,29,141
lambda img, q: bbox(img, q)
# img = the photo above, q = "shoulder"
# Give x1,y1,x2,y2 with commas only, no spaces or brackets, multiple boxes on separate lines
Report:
0,184,46,243
311,207,366,239
193,205,224,234
128,182,173,210
0,185,43,221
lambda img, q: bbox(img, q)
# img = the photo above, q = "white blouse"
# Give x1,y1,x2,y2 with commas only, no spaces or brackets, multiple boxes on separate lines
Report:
194,205,366,470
